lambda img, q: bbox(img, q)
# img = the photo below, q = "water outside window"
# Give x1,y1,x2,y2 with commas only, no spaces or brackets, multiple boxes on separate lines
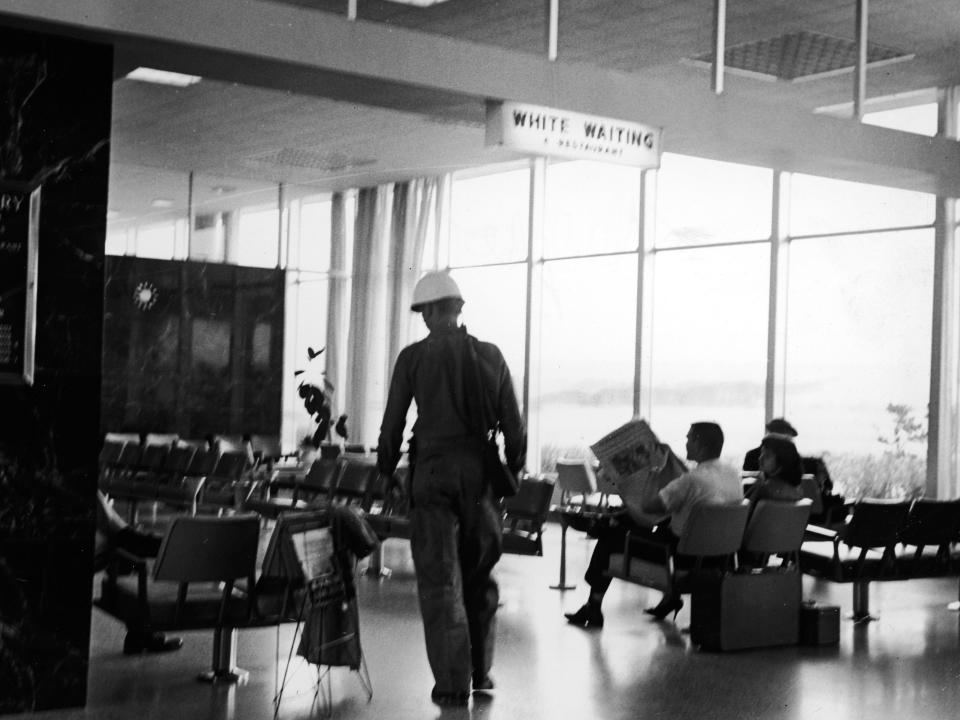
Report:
647,244,770,465
784,229,934,498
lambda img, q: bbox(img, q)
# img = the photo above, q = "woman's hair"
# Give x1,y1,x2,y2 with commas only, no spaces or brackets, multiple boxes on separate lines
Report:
759,433,803,486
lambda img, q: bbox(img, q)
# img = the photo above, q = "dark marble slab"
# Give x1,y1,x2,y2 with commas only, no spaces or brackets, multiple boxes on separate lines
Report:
0,24,112,715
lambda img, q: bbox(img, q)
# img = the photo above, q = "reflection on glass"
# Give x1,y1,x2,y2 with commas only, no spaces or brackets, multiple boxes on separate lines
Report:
545,160,641,257
648,244,769,463
297,198,332,272
538,255,637,466
450,264,527,401
289,273,330,448
790,174,934,237
450,168,529,266
135,223,178,259
236,207,279,268
192,318,231,370
656,153,772,248
784,230,933,497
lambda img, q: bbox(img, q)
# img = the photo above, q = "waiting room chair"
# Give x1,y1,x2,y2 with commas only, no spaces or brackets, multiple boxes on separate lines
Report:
608,501,751,600
740,499,812,569
502,476,556,556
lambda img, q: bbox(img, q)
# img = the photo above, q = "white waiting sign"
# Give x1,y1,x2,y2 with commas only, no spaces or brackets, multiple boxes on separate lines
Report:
485,101,661,168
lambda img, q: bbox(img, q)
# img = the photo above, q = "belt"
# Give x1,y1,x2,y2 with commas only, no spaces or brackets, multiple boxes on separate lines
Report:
416,435,483,454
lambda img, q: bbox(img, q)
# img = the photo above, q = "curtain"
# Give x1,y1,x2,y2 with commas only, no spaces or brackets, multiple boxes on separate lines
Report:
387,177,438,366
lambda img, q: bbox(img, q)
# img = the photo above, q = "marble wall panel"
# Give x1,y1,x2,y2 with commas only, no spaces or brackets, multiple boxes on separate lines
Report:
0,25,112,715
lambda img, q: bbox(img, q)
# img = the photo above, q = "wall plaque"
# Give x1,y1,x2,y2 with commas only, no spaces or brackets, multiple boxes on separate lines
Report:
0,180,40,385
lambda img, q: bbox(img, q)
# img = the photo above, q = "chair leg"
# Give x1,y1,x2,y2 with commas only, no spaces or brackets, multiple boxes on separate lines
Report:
550,519,576,591
851,581,876,623
362,542,392,579
198,627,249,684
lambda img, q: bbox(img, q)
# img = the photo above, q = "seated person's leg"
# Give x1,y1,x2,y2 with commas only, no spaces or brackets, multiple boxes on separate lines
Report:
565,519,635,628
96,492,182,655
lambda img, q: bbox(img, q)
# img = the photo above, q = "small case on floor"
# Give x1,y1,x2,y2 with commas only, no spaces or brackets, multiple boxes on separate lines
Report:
799,602,840,645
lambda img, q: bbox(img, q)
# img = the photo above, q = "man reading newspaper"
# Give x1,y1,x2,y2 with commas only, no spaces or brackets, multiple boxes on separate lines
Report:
563,421,741,628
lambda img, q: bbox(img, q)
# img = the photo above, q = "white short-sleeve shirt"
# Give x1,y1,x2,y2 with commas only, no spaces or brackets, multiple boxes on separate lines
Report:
657,458,743,536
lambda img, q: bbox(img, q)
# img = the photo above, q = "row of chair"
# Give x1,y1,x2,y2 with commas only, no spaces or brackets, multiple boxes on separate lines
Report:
249,455,558,559
95,509,368,690
606,499,813,604
99,439,261,519
800,497,960,620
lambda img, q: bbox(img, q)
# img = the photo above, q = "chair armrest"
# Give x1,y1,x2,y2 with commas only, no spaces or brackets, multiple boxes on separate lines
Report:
623,531,673,568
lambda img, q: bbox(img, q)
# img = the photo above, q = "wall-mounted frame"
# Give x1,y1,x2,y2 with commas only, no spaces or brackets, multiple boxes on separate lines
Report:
0,179,41,385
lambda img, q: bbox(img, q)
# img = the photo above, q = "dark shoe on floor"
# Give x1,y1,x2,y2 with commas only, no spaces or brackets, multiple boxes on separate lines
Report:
123,631,183,655
564,602,604,628
644,596,684,621
430,688,470,707
472,674,494,692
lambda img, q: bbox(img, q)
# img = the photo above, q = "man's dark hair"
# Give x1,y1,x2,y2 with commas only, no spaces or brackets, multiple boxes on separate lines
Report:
765,417,797,437
689,422,724,459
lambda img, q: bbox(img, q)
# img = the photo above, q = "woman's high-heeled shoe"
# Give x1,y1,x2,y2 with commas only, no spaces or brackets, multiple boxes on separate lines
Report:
644,596,683,621
564,602,604,628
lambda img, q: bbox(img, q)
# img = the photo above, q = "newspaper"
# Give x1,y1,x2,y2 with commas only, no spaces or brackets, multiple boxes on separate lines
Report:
590,419,680,526
293,527,335,582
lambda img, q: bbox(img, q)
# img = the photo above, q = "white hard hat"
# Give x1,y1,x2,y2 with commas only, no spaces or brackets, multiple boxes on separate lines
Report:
410,271,464,311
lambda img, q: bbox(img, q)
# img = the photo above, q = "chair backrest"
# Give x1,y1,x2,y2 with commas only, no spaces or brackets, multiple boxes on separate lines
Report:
676,501,750,558
137,443,169,472
99,439,126,466
333,458,376,500
741,499,812,556
897,499,960,547
144,433,179,447
115,442,143,470
104,432,141,445
504,476,556,521
153,515,260,583
211,450,249,481
319,443,342,460
799,475,824,516
841,499,912,549
555,459,597,498
250,434,282,462
302,457,341,495
185,446,220,477
162,444,197,474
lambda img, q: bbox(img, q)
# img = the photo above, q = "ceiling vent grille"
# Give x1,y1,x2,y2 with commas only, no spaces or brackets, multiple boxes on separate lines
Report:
246,148,376,173
687,31,913,82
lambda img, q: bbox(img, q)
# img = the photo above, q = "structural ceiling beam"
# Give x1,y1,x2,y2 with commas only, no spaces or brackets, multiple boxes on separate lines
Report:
2,0,959,195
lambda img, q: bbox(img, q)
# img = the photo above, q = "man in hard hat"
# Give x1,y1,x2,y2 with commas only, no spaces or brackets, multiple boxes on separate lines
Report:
377,270,526,707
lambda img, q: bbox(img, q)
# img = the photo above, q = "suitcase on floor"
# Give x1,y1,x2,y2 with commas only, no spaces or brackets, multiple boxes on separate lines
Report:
799,602,840,645
690,570,801,651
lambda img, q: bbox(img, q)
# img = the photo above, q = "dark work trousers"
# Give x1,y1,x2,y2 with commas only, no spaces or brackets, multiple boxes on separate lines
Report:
584,518,677,594
409,440,503,694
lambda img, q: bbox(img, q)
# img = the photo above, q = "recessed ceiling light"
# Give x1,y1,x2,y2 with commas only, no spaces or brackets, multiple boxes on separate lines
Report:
150,198,174,208
125,67,202,87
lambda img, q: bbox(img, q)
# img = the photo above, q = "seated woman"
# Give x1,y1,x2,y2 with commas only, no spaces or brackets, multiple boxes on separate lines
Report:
745,434,803,505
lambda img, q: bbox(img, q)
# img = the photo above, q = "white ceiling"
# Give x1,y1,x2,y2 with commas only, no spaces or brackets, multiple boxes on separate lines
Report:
104,0,960,221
